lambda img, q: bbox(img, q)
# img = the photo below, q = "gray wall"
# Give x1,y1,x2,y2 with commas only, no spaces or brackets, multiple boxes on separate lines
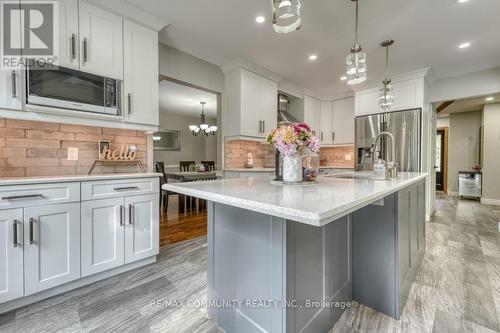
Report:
448,111,482,193
482,103,500,203
158,43,224,168
154,112,217,170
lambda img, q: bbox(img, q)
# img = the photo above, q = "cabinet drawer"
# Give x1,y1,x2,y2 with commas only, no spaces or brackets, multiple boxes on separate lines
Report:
81,177,159,200
0,182,80,209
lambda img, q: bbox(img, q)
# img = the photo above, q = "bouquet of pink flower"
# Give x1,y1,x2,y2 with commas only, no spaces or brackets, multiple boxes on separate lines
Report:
267,123,320,156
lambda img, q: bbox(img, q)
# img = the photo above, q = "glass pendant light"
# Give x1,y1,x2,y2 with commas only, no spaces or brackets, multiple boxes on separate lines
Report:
272,0,302,34
346,0,366,85
189,102,217,136
379,39,394,111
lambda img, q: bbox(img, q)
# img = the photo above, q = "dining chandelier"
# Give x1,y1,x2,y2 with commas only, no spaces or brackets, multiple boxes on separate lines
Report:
189,102,217,136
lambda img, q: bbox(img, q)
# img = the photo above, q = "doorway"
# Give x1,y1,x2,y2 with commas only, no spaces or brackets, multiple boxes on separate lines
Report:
435,128,448,192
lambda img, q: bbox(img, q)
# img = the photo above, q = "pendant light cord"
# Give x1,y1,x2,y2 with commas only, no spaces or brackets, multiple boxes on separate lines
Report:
354,0,359,44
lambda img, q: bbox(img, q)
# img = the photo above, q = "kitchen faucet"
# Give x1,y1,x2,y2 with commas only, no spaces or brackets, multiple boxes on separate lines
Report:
371,131,398,179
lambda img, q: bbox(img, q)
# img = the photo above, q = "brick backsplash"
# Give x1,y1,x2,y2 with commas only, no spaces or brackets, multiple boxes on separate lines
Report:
319,146,355,168
0,118,147,177
224,140,275,168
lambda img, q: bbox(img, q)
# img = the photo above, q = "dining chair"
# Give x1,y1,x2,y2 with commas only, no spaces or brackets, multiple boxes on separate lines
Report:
201,161,216,171
155,162,177,212
179,161,196,172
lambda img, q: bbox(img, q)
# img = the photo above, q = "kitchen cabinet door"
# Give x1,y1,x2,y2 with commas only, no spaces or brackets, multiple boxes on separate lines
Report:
24,203,80,295
79,2,123,79
240,70,262,138
56,0,79,69
0,209,24,304
332,97,354,145
124,194,159,264
123,19,159,126
81,198,125,277
259,76,278,137
320,101,333,144
304,96,321,136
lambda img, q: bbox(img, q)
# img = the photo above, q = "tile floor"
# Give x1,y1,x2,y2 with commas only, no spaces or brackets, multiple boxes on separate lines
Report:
0,194,499,332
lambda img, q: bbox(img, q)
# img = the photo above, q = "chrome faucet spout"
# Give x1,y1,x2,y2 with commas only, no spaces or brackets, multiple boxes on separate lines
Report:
371,131,398,178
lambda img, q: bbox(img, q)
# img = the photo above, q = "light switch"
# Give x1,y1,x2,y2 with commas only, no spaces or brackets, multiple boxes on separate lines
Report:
67,147,79,161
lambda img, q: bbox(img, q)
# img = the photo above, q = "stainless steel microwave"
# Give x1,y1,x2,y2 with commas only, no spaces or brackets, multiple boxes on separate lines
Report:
26,66,121,116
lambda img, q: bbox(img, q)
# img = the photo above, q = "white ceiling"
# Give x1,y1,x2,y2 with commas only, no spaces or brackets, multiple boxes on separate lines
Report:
436,92,500,118
159,80,217,118
127,0,500,97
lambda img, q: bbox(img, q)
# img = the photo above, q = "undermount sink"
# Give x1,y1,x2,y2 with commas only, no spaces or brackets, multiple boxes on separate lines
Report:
326,172,387,180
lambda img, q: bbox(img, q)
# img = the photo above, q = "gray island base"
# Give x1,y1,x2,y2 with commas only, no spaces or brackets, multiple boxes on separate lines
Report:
164,173,427,333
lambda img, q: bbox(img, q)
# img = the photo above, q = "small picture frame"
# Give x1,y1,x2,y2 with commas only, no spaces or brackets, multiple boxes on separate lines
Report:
98,140,110,159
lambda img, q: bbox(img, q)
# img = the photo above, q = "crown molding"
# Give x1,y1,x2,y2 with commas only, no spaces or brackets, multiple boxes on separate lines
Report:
83,0,169,31
220,58,282,82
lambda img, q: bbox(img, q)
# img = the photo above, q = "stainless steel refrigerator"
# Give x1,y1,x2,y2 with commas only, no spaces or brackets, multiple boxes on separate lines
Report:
355,109,421,172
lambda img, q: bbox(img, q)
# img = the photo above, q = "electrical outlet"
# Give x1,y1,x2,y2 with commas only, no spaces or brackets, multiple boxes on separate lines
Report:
67,147,79,161
345,154,352,161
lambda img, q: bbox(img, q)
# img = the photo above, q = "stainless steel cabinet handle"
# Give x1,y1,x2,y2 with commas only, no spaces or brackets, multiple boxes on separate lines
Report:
262,121,265,133
113,186,140,192
128,93,132,115
1,194,43,200
128,204,134,225
257,120,261,133
71,34,76,60
321,132,324,141
120,205,124,226
13,220,19,247
332,132,335,142
29,218,35,245
312,130,316,136
83,38,88,63
11,71,16,98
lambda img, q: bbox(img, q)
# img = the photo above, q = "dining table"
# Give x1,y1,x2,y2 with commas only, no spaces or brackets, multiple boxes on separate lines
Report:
164,170,218,212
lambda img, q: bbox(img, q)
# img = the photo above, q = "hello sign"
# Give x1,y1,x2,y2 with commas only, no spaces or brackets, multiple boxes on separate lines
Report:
99,145,137,161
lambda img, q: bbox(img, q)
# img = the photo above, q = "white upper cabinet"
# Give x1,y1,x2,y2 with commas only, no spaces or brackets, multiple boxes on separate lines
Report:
355,78,424,116
0,209,24,304
332,97,355,145
124,20,159,126
57,0,80,69
304,96,321,136
320,101,333,144
225,69,278,139
79,2,123,79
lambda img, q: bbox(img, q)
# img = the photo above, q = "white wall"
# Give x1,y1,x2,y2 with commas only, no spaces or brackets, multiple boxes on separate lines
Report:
482,103,500,205
436,117,450,128
158,43,224,167
429,67,500,103
154,112,217,170
448,111,482,193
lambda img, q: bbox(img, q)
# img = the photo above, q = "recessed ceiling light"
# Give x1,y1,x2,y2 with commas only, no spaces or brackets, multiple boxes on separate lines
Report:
486,96,494,101
255,16,265,23
458,42,471,49
308,54,318,61
456,0,469,3
340,76,347,81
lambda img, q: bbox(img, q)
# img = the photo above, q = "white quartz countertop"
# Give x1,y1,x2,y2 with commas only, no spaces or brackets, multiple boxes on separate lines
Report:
163,172,427,226
224,167,275,172
0,173,162,186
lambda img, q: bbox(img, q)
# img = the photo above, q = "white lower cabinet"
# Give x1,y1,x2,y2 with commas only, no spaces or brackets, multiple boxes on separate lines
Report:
124,194,159,263
24,203,81,295
81,198,124,277
0,209,24,303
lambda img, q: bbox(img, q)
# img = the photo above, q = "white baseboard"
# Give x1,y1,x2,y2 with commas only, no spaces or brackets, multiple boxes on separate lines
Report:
447,191,459,197
481,197,500,206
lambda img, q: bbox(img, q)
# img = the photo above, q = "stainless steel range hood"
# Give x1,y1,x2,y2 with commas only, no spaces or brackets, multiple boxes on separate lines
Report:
278,93,299,124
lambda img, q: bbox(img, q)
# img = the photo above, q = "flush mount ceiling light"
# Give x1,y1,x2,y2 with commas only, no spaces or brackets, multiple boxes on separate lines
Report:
256,15,266,23
379,39,395,111
308,54,318,61
340,76,347,81
486,96,494,101
346,0,367,85
189,102,217,136
272,0,302,34
458,42,471,49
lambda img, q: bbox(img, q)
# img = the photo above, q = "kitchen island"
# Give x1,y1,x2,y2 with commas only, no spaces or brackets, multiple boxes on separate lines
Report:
163,172,427,333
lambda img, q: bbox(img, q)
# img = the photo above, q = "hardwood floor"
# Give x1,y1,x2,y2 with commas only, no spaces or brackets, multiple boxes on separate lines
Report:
1,194,499,332
160,195,208,247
